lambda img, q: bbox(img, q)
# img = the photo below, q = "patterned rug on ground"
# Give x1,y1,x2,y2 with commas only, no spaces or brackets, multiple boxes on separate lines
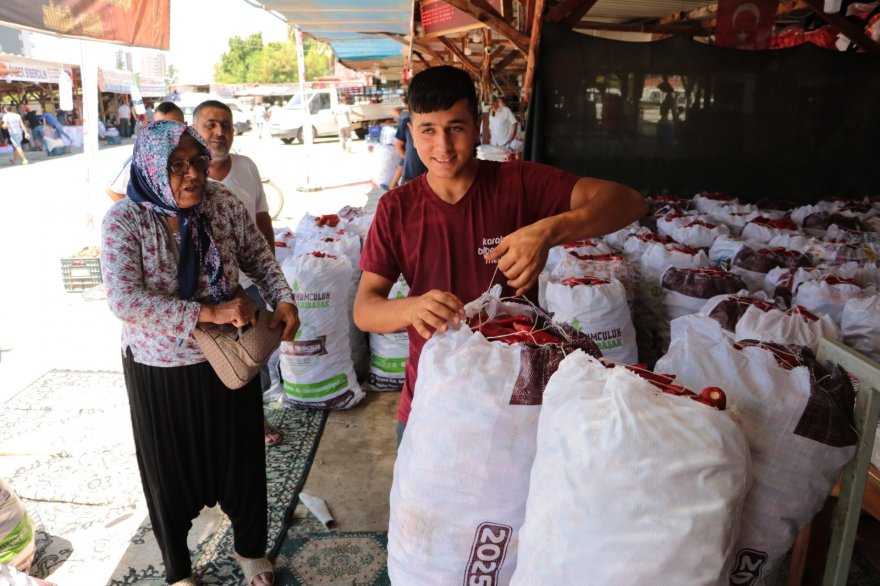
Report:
0,369,327,586
273,519,389,586
107,401,327,586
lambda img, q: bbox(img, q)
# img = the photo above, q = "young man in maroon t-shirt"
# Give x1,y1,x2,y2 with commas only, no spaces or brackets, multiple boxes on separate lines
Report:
355,66,647,444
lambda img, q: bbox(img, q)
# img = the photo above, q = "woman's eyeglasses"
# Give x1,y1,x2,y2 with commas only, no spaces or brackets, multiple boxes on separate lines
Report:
168,155,210,176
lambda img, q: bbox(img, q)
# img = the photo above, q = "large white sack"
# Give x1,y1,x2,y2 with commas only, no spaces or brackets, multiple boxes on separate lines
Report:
694,191,739,214
547,252,635,306
603,222,644,251
371,143,400,188
671,220,730,249
657,316,857,584
388,297,600,586
792,275,873,325
0,479,35,572
710,208,761,237
294,212,350,239
656,210,699,237
279,253,364,409
545,276,637,363
512,352,751,586
732,246,813,294
734,304,841,352
699,293,776,335
545,239,610,273
365,277,410,391
662,267,747,323
842,294,880,362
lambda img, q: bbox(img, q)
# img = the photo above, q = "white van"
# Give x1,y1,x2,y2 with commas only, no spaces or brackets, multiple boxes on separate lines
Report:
270,89,399,144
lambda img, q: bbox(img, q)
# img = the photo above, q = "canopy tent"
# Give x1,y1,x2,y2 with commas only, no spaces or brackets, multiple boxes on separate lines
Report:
258,0,411,74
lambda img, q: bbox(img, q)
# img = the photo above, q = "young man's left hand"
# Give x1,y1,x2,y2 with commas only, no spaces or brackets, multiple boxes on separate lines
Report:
483,224,551,297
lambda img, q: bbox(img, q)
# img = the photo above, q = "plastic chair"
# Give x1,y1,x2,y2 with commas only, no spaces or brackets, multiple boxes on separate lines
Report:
809,338,880,585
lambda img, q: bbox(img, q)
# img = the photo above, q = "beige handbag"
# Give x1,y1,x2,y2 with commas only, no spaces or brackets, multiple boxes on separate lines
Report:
192,308,283,389
159,216,282,389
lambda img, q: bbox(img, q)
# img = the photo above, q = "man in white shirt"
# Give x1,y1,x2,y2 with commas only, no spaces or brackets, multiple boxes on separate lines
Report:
192,100,282,449
117,99,132,138
333,99,353,152
1,105,30,165
488,96,518,147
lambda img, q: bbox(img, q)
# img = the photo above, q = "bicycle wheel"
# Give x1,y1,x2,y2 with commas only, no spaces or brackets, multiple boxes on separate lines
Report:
263,179,284,219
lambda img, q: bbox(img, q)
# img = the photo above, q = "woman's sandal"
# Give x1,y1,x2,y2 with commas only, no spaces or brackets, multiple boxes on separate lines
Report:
236,556,274,585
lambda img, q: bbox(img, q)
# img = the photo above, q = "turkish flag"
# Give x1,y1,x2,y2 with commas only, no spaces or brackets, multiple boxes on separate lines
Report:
716,0,779,50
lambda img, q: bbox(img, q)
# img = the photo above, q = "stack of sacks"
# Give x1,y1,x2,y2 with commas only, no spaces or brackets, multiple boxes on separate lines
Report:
545,238,610,274
337,205,376,244
671,219,730,249
709,235,748,269
792,274,874,325
657,316,857,584
700,294,841,352
731,246,813,293
541,252,635,307
295,212,348,239
740,217,800,244
365,276,410,391
388,288,600,585
621,231,675,265
544,276,637,363
635,242,708,364
293,227,369,380
842,294,880,362
511,352,750,585
279,251,364,409
790,202,837,226
767,233,811,255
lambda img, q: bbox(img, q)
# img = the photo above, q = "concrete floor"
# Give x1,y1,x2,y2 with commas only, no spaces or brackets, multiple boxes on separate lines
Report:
294,391,399,532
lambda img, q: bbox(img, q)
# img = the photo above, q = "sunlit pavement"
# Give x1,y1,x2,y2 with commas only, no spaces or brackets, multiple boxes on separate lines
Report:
0,131,379,400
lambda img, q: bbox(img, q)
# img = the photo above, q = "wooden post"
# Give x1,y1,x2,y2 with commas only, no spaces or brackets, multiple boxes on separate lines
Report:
521,0,545,106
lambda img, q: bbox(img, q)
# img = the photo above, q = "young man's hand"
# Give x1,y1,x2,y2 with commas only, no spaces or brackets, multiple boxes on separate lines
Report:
407,290,465,339
483,223,552,297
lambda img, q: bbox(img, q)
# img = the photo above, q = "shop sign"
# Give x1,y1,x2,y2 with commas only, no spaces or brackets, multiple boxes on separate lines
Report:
715,0,779,50
0,60,59,83
138,76,167,97
419,0,504,38
98,67,134,93
0,0,170,50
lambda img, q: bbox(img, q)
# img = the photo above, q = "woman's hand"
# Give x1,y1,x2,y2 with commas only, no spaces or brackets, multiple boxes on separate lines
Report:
199,297,257,327
270,302,300,342
407,290,465,340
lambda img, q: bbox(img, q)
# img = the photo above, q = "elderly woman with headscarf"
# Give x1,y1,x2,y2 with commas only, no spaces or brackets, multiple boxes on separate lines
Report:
101,121,295,586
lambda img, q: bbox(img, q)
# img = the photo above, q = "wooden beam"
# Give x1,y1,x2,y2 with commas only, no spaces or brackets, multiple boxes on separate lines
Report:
414,50,431,69
481,28,493,100
802,0,880,52
444,0,530,55
563,0,600,29
413,40,447,63
526,0,536,33
493,48,521,73
438,36,481,76
522,0,545,105
546,0,584,23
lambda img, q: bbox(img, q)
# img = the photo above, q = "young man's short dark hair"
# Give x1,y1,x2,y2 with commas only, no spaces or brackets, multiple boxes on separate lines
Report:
192,100,232,122
155,101,183,117
407,66,479,121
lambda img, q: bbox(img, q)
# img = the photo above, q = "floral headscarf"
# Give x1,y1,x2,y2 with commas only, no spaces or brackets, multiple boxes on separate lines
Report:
126,120,229,302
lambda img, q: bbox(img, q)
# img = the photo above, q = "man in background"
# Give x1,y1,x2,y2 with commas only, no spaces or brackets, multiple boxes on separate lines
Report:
192,100,283,448
1,105,30,165
42,111,72,146
393,100,427,187
488,95,518,147
333,98,353,152
23,106,43,152
105,102,184,201
117,98,132,138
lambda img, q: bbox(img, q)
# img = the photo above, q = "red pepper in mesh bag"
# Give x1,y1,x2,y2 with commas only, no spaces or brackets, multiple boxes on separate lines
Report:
315,214,341,228
560,276,612,287
563,238,602,249
700,191,736,202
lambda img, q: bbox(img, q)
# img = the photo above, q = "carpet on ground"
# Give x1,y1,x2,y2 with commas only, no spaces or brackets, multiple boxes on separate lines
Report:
0,369,327,585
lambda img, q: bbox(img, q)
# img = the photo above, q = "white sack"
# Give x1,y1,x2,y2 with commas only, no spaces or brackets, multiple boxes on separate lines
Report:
545,277,637,363
512,352,751,586
0,479,34,572
740,219,799,244
792,276,872,325
279,253,364,409
657,316,856,585
842,294,880,362
734,304,841,352
365,277,410,391
545,239,610,273
671,220,730,249
709,235,746,269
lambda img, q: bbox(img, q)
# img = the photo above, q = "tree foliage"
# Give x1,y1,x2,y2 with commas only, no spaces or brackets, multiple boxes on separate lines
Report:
214,32,333,83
